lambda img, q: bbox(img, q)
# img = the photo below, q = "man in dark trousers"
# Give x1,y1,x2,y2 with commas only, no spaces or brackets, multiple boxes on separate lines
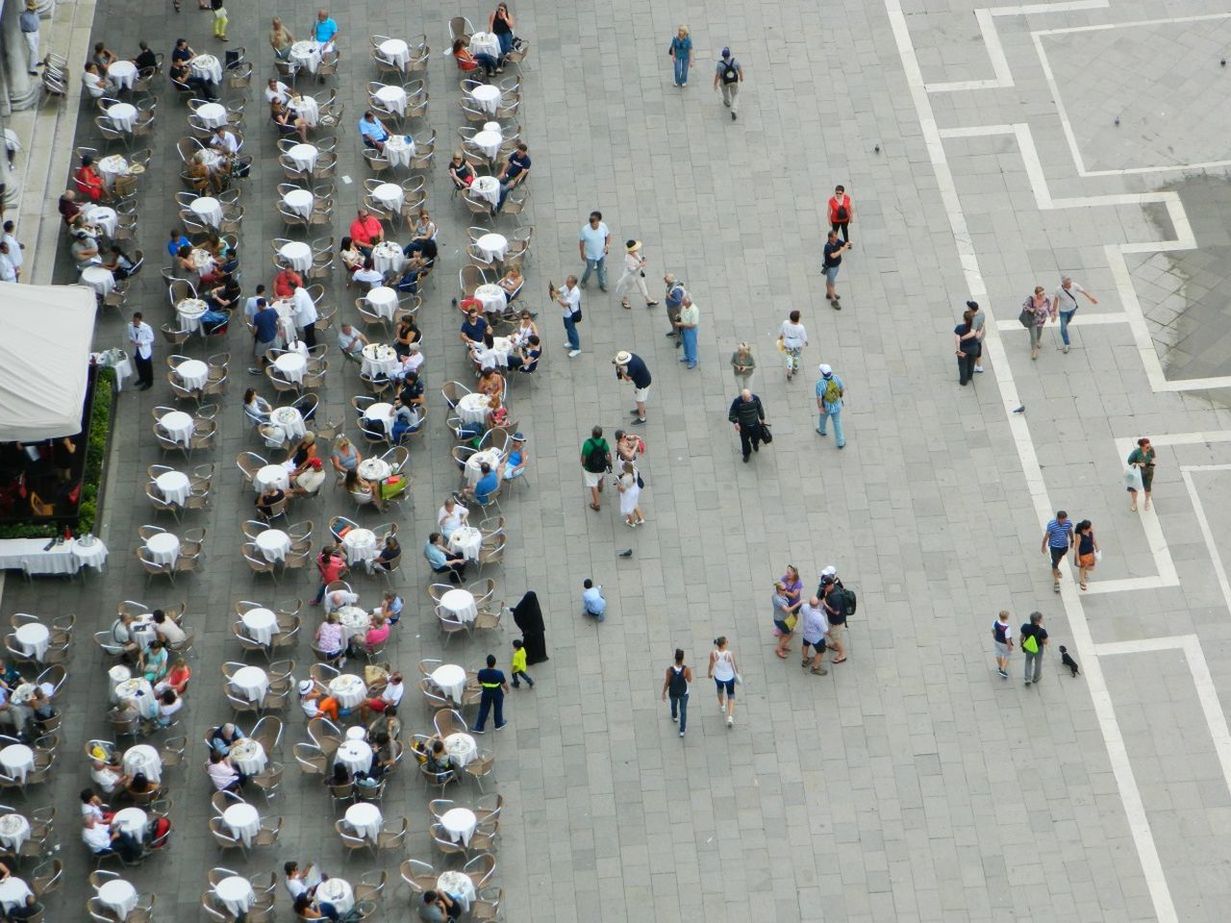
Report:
470,654,508,734
727,388,767,462
1020,611,1048,687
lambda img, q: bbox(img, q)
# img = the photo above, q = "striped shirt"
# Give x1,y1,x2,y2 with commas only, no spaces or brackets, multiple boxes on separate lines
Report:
1045,518,1073,549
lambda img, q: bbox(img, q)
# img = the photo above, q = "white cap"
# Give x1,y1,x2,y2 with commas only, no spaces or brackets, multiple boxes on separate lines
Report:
818,364,832,377
820,565,837,578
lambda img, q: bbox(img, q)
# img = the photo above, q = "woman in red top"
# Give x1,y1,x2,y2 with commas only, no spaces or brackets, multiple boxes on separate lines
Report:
74,156,106,203
274,266,302,298
827,185,854,244
452,37,499,77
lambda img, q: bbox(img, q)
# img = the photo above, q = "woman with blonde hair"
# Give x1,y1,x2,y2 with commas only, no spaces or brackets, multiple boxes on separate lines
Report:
669,25,692,87
269,17,295,60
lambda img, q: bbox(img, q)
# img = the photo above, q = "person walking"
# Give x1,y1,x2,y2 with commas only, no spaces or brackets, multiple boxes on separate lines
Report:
1021,285,1053,360
727,389,767,462
510,638,534,689
211,0,229,41
730,342,755,384
551,276,582,358
470,654,508,733
580,426,612,511
1073,519,1099,591
663,273,686,344
827,185,854,244
669,26,692,87
1041,510,1074,593
713,47,743,120
707,637,738,726
19,1,40,75
1,221,24,282
814,364,846,448
822,230,851,306
1052,275,1098,354
578,211,609,291
968,300,987,373
614,240,657,310
511,590,548,663
616,461,645,527
1126,436,1156,512
662,649,692,737
676,294,699,368
954,309,979,386
1020,611,1048,686
798,597,829,675
992,610,1013,678
613,350,652,425
128,312,155,390
778,310,808,381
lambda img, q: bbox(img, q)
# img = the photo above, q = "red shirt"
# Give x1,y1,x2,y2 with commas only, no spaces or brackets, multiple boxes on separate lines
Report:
318,553,346,582
274,269,301,298
349,216,382,246
827,194,851,224
75,166,105,202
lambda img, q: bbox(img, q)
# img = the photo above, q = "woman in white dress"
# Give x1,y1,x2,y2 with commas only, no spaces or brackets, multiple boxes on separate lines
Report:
615,240,659,310
616,461,644,527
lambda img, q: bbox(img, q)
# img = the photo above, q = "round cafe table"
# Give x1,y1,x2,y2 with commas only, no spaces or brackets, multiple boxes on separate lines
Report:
357,458,391,482
345,802,382,841
476,232,509,263
473,283,508,315
361,402,395,435
285,142,318,173
379,38,409,69
470,175,500,207
383,134,415,167
0,814,29,853
176,298,208,333
469,128,503,160
222,802,260,847
335,605,371,639
80,265,115,296
439,589,478,625
190,195,223,228
278,240,312,272
255,529,291,563
360,343,399,378
436,871,477,912
83,204,118,238
373,83,407,115
468,82,501,115
175,359,209,391
190,53,223,85
155,471,191,506
456,392,490,426
240,607,277,645
214,876,255,918
465,449,503,486
108,665,132,701
194,101,228,128
254,464,290,494
469,31,501,60
440,807,478,846
158,410,195,446
345,726,367,741
144,532,181,566
289,41,321,75
98,879,138,918
0,752,36,788
371,241,405,276
365,286,398,320
282,187,314,218
274,352,306,384
333,739,373,775
229,665,269,703
112,807,148,841
443,732,477,768
449,525,483,562
288,94,319,127
328,674,367,710
188,248,216,273
341,528,378,566
13,623,49,661
429,664,467,704
115,677,158,719
107,102,138,132
0,879,33,915
107,59,137,89
227,738,267,776
122,744,162,784
315,878,353,915
97,154,129,187
371,182,404,215
271,405,306,442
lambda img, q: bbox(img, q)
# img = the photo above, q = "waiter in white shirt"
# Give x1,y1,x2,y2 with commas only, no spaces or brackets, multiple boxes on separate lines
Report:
2,221,24,281
0,243,16,283
128,311,155,390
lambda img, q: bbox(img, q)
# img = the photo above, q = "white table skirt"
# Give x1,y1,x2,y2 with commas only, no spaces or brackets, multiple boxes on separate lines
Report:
345,802,382,841
97,879,138,918
430,664,467,704
190,196,223,229
469,32,501,61
384,135,415,167
176,298,207,334
357,458,391,482
333,740,373,775
290,41,321,75
372,182,404,215
240,608,277,645
278,240,312,272
0,814,29,853
440,589,478,625
365,287,398,321
456,392,490,426
328,674,367,710
271,406,306,442
80,265,115,296
473,283,508,316
107,102,137,132
214,876,254,917
360,345,400,380
379,38,409,68
476,232,508,262
286,143,318,173
222,803,260,847
448,525,483,562
289,95,319,127
274,352,306,384
115,678,158,719
122,744,162,784
107,60,137,89
191,54,223,85
374,84,407,115
464,449,503,487
228,738,267,776
255,464,290,494
144,532,180,566
230,665,268,703
437,871,476,912
342,528,378,565
82,204,118,238
195,101,228,128
468,82,501,115
336,605,371,640
0,538,109,576
255,529,290,563
112,807,148,841
283,188,314,218
175,359,209,391
440,807,477,846
469,129,502,160
470,175,500,207
371,242,404,276
444,732,478,768
0,879,33,915
315,878,353,915
97,154,129,188
158,411,195,447
13,623,49,661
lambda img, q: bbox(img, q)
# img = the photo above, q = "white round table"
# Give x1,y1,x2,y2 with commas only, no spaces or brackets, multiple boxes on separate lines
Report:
155,471,191,506
365,286,398,321
289,41,321,75
440,589,478,625
214,876,254,918
456,392,491,426
229,665,268,703
254,464,290,494
108,665,132,700
473,282,508,316
379,38,409,68
470,175,500,207
190,196,223,228
115,677,158,718
122,744,162,784
436,871,477,912
346,725,367,741
83,204,118,238
443,732,478,768
448,525,483,562
282,187,314,218
315,878,353,915
13,623,49,661
129,615,156,650
278,240,312,272
286,142,318,172
158,411,195,446
440,807,478,846
430,664,467,704
342,528,378,566
191,54,222,84
188,248,215,273
371,241,405,276
374,83,407,115
361,402,395,437
176,297,208,333
144,532,181,566
97,154,129,187
0,879,33,915
80,265,115,296
357,458,391,482
175,358,209,391
107,102,138,132
476,232,509,262
360,343,399,378
469,129,503,160
228,738,267,776
469,31,501,59
222,802,260,847
384,134,415,167
112,807,148,841
195,101,228,128
97,879,138,918
465,449,503,486
345,802,382,841
289,94,319,127
271,406,306,442
468,82,501,115
0,814,29,853
371,182,404,215
328,674,367,710
240,607,277,645
333,740,373,776
274,352,306,384
107,60,137,89
255,529,291,563
336,605,371,639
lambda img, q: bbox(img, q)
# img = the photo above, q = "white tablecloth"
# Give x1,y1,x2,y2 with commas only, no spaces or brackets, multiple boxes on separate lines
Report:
456,392,490,426
282,188,314,218
379,38,409,68
122,744,162,784
448,525,483,562
469,31,501,60
228,738,267,776
0,538,108,576
107,102,138,132
365,286,398,321
328,674,367,710
476,232,508,263
334,740,373,775
374,83,407,115
115,677,157,718
336,605,371,639
83,204,118,238
240,607,277,645
469,128,503,160
158,411,195,447
473,282,508,315
430,664,467,704
80,265,115,296
107,60,137,89
188,247,215,274
97,879,138,918
175,358,209,390
112,807,148,841
465,449,502,487
195,101,228,128
278,240,312,272
271,406,306,442
255,464,290,494
371,182,404,215
315,878,353,915
440,807,477,846
345,802,382,841
477,335,515,370
286,142,318,172
289,94,319,127
154,471,190,507
214,876,254,918
361,344,399,379
230,665,268,703
371,241,404,276
0,879,33,914
361,403,395,438
198,149,224,173
470,175,500,207
436,871,477,912
342,528,378,565
222,802,260,847
176,298,207,333
357,458,391,483
274,352,306,384
13,623,49,661
468,82,501,115
444,732,478,768
191,54,223,85
190,196,223,228
0,814,29,853
440,589,478,625
290,41,321,74
345,726,367,741
144,532,181,566
384,134,415,168
98,154,129,188
255,529,290,563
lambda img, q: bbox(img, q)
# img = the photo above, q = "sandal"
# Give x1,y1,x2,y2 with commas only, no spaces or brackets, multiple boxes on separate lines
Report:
775,650,788,659
830,657,847,664
621,301,631,310
810,667,828,675
589,503,600,512
1079,582,1088,591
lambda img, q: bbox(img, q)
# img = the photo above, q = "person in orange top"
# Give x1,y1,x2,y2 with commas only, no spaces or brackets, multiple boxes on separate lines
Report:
155,658,192,696
348,207,384,254
451,37,499,77
826,184,854,245
74,155,107,203
273,266,302,298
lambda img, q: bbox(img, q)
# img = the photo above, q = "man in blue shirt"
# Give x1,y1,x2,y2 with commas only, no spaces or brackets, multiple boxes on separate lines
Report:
581,579,606,622
357,111,389,151
495,143,531,214
663,273,686,342
458,308,488,345
472,463,500,507
471,654,508,733
167,228,191,260
312,10,338,48
579,212,610,291
1040,511,1074,593
248,300,280,374
814,363,846,448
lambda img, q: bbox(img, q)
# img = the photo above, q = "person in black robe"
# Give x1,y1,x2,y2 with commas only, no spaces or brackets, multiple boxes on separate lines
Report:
511,590,548,664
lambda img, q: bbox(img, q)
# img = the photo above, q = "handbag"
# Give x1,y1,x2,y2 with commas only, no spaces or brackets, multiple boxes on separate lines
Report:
571,308,582,323
775,336,786,354
1018,307,1035,328
759,422,772,444
784,613,798,632
734,672,743,685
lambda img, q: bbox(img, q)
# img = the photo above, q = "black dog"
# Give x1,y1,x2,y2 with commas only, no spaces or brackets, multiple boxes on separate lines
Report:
1059,645,1080,677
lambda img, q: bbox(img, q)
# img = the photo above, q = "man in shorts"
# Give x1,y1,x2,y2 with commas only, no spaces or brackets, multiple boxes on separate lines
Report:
1041,510,1074,593
798,597,829,676
580,426,611,512
613,350,652,426
822,229,852,306
992,610,1013,679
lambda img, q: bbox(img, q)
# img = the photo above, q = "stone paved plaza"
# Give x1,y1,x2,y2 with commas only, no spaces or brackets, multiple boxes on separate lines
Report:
6,0,1231,919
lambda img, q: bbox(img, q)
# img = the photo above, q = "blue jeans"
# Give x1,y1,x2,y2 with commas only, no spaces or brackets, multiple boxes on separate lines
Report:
817,406,845,447
562,314,580,351
670,693,688,732
583,604,605,622
497,31,514,57
1059,308,1077,346
580,257,607,289
473,690,505,731
672,56,689,85
680,327,698,366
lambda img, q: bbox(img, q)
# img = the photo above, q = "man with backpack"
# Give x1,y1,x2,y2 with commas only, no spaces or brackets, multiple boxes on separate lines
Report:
821,576,854,664
1020,611,1048,686
815,363,847,448
661,649,692,738
580,425,612,512
713,47,743,120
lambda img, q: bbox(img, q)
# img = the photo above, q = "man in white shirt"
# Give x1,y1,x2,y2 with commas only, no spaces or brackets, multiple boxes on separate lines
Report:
798,597,830,674
0,243,16,283
1052,275,1098,354
264,78,290,105
336,322,368,361
2,222,24,281
243,284,267,323
128,311,155,390
553,275,582,358
352,261,384,289
361,672,404,720
210,126,240,156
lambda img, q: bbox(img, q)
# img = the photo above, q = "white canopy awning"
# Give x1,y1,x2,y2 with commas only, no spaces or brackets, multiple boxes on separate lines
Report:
0,282,96,441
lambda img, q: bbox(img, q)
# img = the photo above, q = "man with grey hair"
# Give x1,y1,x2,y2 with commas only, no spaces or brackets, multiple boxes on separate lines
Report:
1052,275,1098,354
663,273,686,345
727,388,767,462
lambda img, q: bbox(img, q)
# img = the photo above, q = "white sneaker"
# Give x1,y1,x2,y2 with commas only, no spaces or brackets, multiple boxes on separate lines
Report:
568,349,581,358
679,730,685,738
973,365,984,373
670,714,677,723
717,697,725,713
726,715,733,727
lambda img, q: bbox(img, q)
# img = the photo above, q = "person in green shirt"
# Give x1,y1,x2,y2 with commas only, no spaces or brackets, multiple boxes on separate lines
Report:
1127,436,1156,512
580,425,612,512
731,342,756,383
